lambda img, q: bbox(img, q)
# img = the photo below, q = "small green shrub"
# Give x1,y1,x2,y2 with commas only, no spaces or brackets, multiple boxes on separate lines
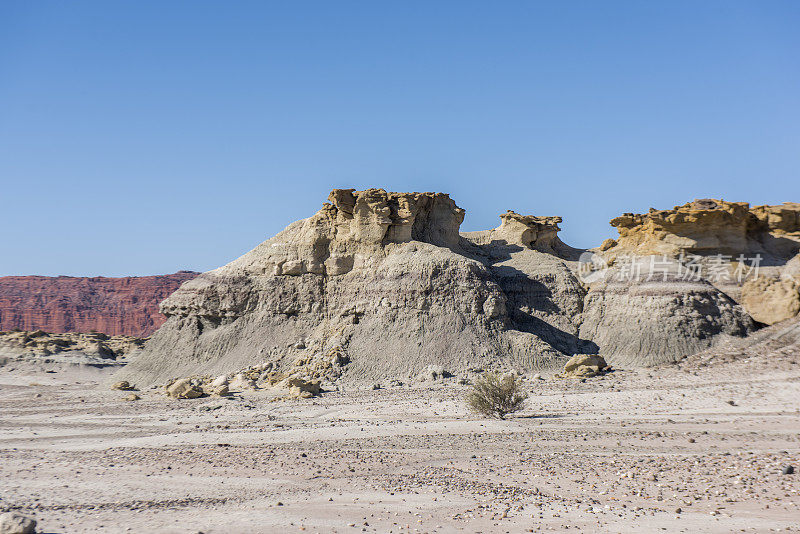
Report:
466,372,527,419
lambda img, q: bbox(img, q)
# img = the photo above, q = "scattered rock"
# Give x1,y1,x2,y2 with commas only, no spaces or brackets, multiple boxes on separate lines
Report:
782,465,794,475
124,393,141,401
417,365,450,382
0,330,147,361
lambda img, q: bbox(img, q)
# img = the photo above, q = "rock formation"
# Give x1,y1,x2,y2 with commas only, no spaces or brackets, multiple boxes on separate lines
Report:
600,199,800,324
0,330,145,361
740,253,800,325
115,189,756,386
741,276,800,325
606,199,800,261
0,271,199,336
470,211,580,259
578,265,753,366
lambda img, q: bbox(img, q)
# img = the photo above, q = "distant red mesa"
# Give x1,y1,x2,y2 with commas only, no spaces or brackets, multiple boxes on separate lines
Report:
0,271,199,337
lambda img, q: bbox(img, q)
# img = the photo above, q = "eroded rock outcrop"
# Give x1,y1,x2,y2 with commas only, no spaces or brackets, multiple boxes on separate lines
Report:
0,330,145,361
741,277,800,325
606,199,800,261
579,268,753,366
740,252,800,325
115,189,756,386
462,210,581,259
0,272,199,336
600,199,800,325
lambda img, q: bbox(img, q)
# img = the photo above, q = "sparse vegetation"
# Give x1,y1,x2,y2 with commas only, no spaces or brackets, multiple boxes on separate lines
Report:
466,372,527,419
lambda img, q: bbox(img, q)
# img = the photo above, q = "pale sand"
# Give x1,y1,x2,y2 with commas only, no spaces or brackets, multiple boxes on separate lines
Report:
0,349,798,533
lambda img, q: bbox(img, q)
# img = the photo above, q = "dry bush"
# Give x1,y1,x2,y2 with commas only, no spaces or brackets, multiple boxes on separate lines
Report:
466,372,527,419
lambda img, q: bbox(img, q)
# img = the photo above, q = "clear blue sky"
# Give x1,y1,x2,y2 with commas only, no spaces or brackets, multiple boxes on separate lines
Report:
1,1,798,276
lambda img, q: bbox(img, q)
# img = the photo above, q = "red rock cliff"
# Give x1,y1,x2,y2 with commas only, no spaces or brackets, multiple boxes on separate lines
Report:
0,271,199,337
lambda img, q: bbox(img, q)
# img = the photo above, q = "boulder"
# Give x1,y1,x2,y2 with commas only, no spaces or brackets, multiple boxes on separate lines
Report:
202,383,229,397
110,381,134,391
599,238,617,251
741,276,800,325
560,354,608,378
0,512,36,534
281,377,321,397
165,378,203,399
210,375,229,387
288,386,314,399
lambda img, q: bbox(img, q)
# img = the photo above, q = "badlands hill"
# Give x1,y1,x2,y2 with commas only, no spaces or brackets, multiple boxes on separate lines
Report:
0,272,199,337
113,189,800,387
600,199,800,326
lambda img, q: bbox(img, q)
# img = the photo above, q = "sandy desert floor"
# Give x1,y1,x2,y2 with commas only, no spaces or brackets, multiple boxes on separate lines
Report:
1,344,799,534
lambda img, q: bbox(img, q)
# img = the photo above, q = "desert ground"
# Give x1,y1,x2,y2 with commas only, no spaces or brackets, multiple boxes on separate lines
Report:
1,335,799,534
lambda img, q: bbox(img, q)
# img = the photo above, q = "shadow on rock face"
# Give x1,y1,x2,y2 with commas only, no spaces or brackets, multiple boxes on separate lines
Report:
111,189,764,386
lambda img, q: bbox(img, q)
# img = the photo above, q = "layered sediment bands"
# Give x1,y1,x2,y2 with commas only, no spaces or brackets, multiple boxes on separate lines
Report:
120,242,537,385
603,199,800,325
116,189,757,386
579,272,754,367
607,199,800,261
0,272,199,337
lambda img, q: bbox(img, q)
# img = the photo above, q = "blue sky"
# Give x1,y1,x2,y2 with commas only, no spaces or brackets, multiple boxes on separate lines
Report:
1,1,798,276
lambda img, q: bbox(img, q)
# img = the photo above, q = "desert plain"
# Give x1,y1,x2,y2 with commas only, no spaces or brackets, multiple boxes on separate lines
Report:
1,321,798,534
